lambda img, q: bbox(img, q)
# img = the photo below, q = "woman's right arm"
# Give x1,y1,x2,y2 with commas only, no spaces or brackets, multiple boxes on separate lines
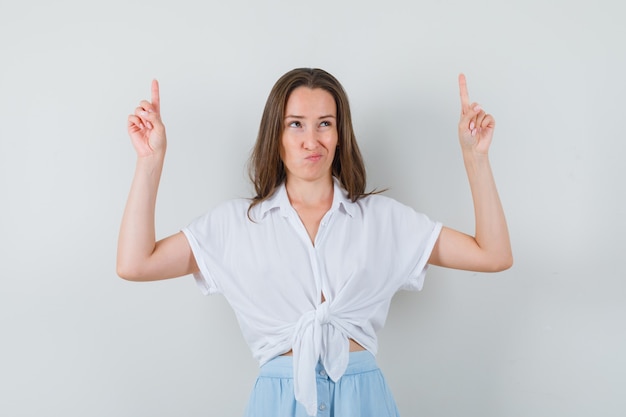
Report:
116,80,198,281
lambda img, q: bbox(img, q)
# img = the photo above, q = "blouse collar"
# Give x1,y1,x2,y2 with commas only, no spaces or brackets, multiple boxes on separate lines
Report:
256,177,356,220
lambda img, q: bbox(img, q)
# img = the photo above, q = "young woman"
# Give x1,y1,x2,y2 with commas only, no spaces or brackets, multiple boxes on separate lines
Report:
117,68,512,416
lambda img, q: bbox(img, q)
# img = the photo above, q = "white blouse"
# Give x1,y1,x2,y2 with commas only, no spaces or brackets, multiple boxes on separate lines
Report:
182,179,442,416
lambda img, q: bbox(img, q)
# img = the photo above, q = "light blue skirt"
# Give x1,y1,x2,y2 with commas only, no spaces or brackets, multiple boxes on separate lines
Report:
243,351,401,417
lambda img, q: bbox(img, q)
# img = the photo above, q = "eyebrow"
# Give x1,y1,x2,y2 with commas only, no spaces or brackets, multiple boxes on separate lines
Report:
284,114,337,120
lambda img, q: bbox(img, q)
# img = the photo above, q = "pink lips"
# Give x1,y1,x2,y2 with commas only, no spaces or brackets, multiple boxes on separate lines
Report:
306,154,323,162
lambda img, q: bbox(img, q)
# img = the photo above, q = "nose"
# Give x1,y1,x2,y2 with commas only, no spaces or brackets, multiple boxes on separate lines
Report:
303,129,319,150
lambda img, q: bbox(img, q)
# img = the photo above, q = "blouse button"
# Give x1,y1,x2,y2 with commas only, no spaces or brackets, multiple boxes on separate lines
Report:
319,369,327,377
319,402,327,411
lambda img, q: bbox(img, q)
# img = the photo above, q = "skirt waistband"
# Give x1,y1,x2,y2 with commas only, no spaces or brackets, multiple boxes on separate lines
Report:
259,351,377,378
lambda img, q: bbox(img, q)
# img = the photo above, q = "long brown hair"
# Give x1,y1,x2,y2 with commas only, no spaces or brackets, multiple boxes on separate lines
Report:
248,68,369,212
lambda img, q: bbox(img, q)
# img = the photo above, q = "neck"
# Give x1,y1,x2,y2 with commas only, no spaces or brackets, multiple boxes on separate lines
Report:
285,176,334,208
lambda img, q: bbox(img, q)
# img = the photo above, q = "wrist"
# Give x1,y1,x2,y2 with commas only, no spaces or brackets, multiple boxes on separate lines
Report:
461,147,489,163
135,152,165,176
461,149,493,178
136,150,165,163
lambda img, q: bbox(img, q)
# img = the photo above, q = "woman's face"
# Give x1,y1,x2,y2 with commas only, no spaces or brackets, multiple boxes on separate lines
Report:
280,87,338,184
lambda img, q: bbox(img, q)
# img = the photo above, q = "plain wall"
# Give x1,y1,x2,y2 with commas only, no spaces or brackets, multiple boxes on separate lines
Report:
1,0,624,416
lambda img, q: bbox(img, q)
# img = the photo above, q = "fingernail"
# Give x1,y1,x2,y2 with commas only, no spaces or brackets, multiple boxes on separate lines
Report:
470,121,475,130
471,128,477,137
473,105,482,112
140,111,148,116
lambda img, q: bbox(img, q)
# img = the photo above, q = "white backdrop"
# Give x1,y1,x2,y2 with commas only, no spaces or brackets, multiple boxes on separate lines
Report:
1,0,624,416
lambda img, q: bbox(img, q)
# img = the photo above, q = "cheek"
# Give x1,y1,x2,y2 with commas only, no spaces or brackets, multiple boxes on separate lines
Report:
330,144,339,161
279,136,287,160
326,131,339,150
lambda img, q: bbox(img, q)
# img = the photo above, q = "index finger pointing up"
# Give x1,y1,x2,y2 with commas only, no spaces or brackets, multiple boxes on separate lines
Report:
458,73,470,115
151,79,160,113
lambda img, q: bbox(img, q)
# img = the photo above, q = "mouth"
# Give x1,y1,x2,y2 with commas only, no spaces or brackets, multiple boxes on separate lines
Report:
306,154,323,162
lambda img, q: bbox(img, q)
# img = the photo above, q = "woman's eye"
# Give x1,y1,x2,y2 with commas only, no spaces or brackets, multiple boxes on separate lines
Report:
320,121,331,127
288,121,301,128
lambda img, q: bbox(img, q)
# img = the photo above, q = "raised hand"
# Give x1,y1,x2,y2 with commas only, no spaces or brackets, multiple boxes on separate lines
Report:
458,74,495,155
127,79,166,158
429,74,512,273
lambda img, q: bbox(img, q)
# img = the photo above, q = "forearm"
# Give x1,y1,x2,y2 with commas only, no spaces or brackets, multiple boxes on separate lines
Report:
116,154,165,279
462,150,513,270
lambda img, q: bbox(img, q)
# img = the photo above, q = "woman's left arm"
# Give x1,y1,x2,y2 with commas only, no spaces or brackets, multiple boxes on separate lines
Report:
428,74,513,272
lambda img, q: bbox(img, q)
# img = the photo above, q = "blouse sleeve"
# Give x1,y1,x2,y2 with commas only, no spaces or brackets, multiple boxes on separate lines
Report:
181,206,229,295
401,212,442,291
384,198,442,291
